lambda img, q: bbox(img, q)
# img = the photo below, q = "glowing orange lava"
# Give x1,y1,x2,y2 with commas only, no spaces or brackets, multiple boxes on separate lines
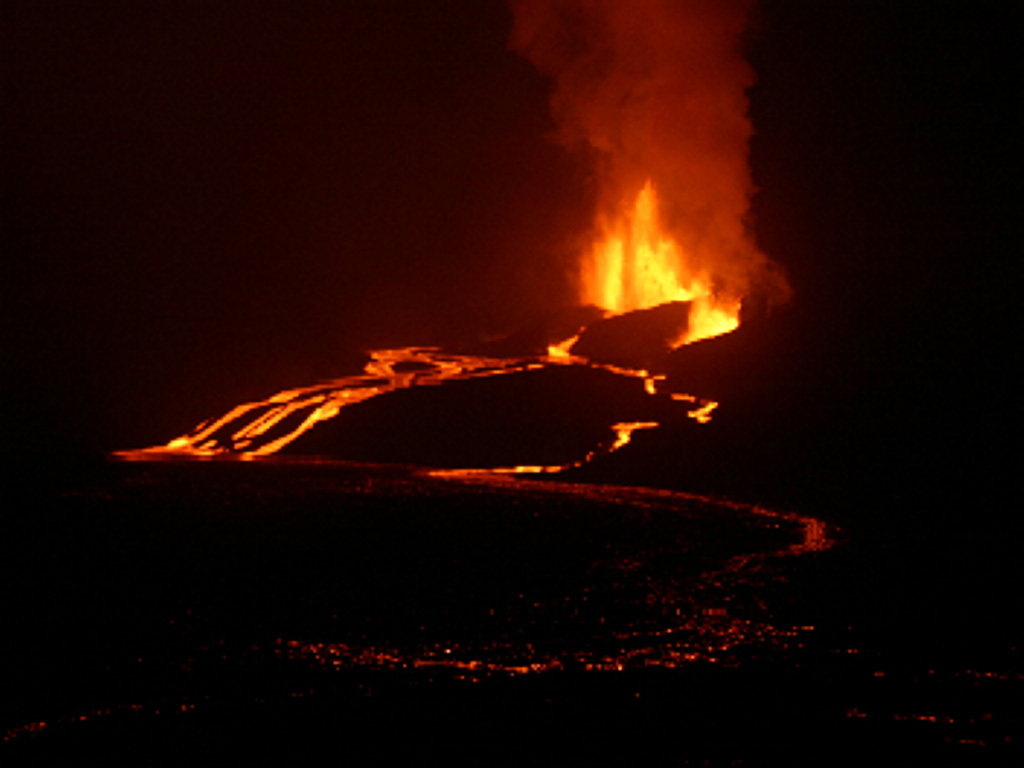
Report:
582,180,741,347
117,343,720,470
117,0,776,470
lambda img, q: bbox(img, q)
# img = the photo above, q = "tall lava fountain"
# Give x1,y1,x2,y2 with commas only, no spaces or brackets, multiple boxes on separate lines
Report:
510,0,788,345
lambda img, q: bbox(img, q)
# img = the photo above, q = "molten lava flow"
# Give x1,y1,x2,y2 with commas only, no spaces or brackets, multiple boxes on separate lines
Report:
610,421,659,451
583,180,741,347
546,333,583,360
117,340,720,472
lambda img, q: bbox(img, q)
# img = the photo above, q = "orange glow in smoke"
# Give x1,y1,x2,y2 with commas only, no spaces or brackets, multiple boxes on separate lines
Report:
582,180,740,347
510,0,790,346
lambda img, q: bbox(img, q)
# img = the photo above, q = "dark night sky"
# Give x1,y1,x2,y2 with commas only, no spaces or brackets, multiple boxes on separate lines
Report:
2,2,1015,502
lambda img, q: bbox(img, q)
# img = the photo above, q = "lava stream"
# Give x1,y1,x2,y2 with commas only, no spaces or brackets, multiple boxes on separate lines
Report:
116,343,718,472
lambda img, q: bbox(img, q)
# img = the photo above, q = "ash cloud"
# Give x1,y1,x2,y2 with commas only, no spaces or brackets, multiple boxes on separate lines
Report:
509,0,789,309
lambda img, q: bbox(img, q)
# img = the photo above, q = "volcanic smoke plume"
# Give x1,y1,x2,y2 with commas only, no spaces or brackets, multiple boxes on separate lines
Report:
510,0,788,342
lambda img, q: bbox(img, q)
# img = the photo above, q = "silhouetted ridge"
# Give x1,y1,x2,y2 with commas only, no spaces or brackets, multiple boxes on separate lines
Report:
571,301,692,371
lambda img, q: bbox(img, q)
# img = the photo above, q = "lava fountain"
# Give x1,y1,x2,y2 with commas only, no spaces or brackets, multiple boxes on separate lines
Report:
511,0,788,342
118,0,786,472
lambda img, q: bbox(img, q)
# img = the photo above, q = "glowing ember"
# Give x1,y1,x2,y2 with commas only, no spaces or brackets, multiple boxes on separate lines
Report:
685,400,718,425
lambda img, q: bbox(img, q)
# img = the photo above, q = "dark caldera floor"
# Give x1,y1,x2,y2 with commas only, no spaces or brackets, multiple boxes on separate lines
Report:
3,460,1018,764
